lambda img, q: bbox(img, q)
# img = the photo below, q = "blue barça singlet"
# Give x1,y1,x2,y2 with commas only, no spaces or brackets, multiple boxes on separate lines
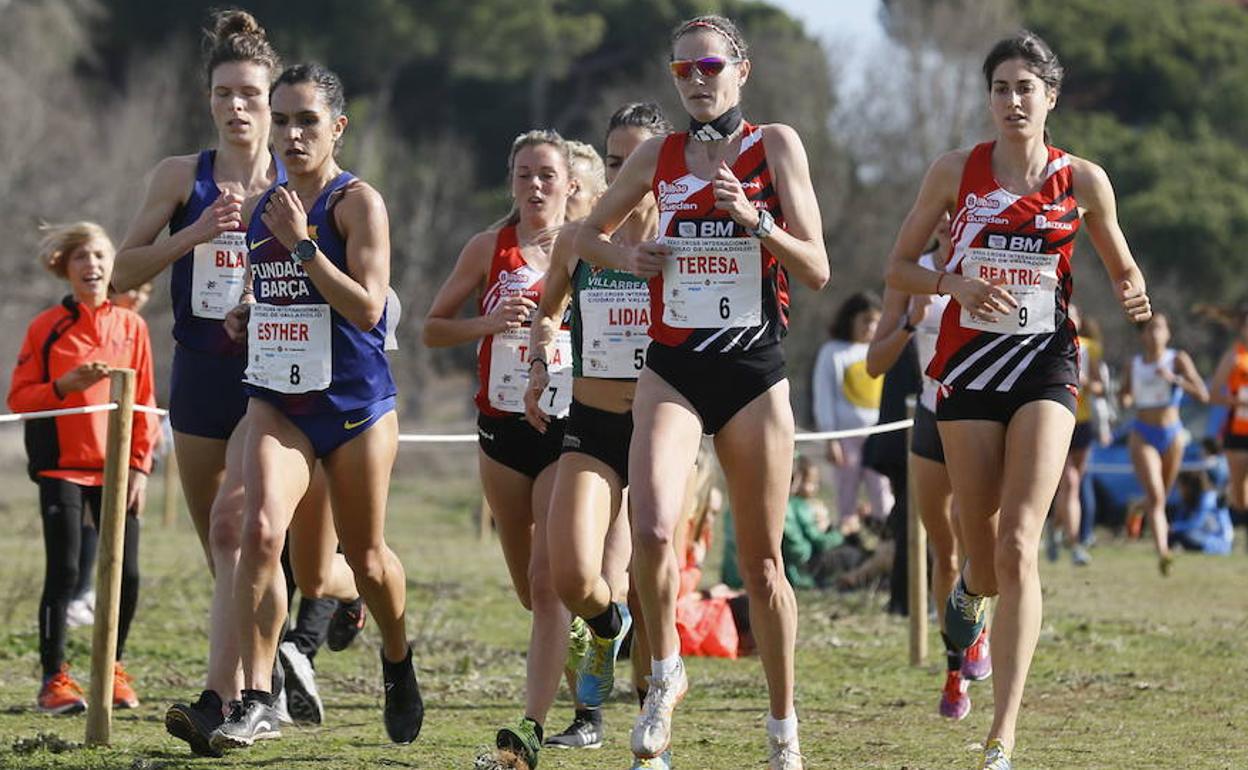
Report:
169,149,286,355
243,172,396,415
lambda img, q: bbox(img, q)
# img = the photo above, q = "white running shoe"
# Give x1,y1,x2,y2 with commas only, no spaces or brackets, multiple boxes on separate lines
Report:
630,661,688,759
768,734,804,770
65,598,94,629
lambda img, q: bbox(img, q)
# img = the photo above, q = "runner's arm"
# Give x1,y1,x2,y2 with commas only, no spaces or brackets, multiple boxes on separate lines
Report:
866,287,913,378
1173,350,1210,404
759,124,828,290
1208,350,1237,406
1075,158,1151,323
576,137,666,275
527,224,576,365
423,231,503,347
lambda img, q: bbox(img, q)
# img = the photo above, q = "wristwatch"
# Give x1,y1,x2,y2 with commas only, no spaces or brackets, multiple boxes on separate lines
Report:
747,208,775,239
291,238,318,263
902,318,917,334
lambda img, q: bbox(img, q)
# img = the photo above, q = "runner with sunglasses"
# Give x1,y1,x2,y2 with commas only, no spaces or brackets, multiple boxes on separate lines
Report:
575,15,828,769
886,31,1151,770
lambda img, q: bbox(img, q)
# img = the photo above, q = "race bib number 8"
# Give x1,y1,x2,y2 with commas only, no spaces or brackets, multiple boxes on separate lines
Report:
581,286,650,378
245,303,332,394
661,236,761,329
192,231,247,319
959,247,1059,335
488,328,573,417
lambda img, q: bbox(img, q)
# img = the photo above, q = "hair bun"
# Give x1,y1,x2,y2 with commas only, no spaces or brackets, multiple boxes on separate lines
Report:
212,9,263,40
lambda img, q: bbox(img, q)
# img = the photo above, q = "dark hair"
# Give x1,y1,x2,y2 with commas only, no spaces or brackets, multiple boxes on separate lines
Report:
274,62,346,118
671,14,749,60
202,9,280,85
982,30,1063,95
606,102,674,145
830,291,882,341
1135,310,1168,334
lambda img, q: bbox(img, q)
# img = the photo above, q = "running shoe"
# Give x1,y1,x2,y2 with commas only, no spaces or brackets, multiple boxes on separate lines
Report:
1071,544,1092,566
631,749,672,769
271,654,293,725
631,660,688,759
165,690,224,757
496,716,542,769
278,641,324,724
961,628,993,681
327,597,366,652
36,666,86,715
1159,554,1174,577
944,576,989,650
938,670,970,720
544,709,603,749
577,603,632,707
980,738,1011,769
566,615,591,673
767,734,805,770
382,647,425,744
65,597,94,629
112,662,139,709
210,698,282,751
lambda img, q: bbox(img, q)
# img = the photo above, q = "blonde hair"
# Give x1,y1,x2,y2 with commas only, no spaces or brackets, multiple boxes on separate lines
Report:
567,140,607,201
38,222,113,279
493,129,571,229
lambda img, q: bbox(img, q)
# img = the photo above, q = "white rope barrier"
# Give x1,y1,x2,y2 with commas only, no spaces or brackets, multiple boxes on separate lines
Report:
0,402,168,424
397,433,480,444
392,418,915,444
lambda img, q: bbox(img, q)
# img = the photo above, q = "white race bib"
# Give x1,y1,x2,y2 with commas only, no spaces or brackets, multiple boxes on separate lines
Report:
661,237,761,329
959,247,1058,335
488,328,572,417
1237,386,1248,422
245,303,332,394
192,231,247,319
580,286,650,378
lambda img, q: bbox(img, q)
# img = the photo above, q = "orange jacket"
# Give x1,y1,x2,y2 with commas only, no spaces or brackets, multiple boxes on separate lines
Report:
8,297,158,485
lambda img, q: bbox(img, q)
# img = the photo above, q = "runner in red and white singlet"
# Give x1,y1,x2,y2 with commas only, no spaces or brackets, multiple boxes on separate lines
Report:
885,31,1151,770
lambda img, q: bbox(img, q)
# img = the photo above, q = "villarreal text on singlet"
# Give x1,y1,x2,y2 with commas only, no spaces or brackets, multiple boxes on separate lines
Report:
475,226,573,417
243,173,396,414
927,142,1082,393
649,123,789,353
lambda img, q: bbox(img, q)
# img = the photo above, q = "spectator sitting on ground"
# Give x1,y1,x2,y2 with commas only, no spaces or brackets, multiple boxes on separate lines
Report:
1170,471,1235,555
781,455,843,589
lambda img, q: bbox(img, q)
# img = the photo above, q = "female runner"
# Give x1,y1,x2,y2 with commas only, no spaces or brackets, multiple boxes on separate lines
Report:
423,130,577,766
525,103,673,768
885,31,1152,769
867,213,992,721
574,15,829,769
1209,309,1248,543
1119,312,1207,575
209,62,422,750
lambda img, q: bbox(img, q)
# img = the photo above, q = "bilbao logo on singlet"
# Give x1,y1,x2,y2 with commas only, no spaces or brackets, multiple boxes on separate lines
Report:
482,268,540,314
985,233,1045,253
963,192,1009,225
658,180,698,212
251,259,312,300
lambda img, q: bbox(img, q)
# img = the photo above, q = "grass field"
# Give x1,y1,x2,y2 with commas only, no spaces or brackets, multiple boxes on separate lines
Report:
0,458,1245,770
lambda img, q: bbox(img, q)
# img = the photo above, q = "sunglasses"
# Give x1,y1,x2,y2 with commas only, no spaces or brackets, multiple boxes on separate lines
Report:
669,56,742,80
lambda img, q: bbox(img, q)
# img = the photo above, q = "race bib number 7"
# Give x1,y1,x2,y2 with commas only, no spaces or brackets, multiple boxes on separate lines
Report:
661,236,761,329
192,231,247,319
488,328,573,417
245,303,332,394
959,247,1058,335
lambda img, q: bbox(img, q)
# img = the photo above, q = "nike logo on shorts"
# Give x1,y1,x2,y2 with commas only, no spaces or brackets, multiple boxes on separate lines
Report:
249,236,275,251
344,415,374,430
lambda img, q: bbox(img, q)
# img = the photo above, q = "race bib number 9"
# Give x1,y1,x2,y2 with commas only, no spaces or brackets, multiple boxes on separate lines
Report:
245,303,332,394
661,236,761,329
488,328,573,417
581,286,650,378
192,231,247,319
959,247,1059,335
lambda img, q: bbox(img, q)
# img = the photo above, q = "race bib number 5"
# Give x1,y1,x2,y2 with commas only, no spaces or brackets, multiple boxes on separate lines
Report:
661,236,761,329
192,231,247,319
245,303,332,394
488,328,573,417
581,286,650,378
959,247,1058,335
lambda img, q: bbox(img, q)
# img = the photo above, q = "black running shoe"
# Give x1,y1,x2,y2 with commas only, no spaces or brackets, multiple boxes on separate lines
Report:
545,708,604,749
165,690,224,757
209,697,282,752
327,597,367,652
382,647,424,744
279,641,324,724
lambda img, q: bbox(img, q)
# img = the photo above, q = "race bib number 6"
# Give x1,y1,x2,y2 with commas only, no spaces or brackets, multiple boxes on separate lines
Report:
192,231,247,319
245,303,332,394
661,236,761,329
959,247,1059,335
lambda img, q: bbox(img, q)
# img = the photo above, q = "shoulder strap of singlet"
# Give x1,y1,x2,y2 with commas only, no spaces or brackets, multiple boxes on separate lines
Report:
496,225,518,254
196,149,215,181
653,133,688,188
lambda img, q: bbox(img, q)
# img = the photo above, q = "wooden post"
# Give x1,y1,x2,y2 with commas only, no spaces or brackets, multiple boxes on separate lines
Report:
906,396,928,667
86,369,135,746
161,440,179,527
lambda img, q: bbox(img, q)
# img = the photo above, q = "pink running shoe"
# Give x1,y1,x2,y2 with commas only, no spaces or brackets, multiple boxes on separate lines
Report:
938,670,970,720
962,629,993,682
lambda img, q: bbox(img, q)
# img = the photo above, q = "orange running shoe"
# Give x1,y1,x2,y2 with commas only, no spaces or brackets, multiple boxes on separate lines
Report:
37,665,86,715
113,662,140,709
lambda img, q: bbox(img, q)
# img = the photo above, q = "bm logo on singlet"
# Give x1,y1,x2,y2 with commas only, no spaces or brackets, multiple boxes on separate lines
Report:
986,233,1045,253
676,219,739,238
